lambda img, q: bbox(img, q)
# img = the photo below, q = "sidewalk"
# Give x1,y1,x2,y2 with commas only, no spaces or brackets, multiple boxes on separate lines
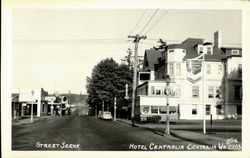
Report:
12,115,52,125
116,118,241,149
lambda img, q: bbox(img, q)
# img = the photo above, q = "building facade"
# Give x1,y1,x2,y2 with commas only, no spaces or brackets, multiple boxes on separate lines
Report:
12,88,71,118
17,88,48,117
133,31,242,121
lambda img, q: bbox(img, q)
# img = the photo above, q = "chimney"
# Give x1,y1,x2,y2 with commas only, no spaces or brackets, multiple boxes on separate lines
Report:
214,31,222,48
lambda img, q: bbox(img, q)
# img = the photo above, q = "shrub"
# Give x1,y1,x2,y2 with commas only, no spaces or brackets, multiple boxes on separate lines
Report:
147,115,161,123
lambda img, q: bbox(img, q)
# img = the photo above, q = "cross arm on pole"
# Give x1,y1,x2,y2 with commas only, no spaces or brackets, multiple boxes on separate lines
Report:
128,35,147,43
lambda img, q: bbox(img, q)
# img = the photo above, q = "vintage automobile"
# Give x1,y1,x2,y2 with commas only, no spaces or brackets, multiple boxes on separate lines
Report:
98,111,112,120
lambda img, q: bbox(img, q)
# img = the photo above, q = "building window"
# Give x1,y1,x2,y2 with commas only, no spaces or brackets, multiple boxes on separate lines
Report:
199,46,203,54
234,85,242,100
176,63,181,76
216,105,223,115
218,64,223,74
142,106,150,114
151,106,159,114
237,105,242,115
215,87,221,98
151,86,155,95
206,105,211,115
159,106,166,114
155,87,161,95
140,73,150,81
192,105,197,115
169,63,174,75
238,64,242,77
192,86,199,98
231,49,239,55
208,86,214,98
207,64,211,74
207,47,212,55
175,85,181,97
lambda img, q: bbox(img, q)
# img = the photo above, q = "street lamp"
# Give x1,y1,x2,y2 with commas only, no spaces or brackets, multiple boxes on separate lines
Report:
31,90,34,122
165,75,175,135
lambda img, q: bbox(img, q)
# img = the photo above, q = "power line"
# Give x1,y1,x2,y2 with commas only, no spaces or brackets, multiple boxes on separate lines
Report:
139,9,159,35
13,38,128,42
13,38,131,45
146,38,242,46
144,10,170,35
129,9,148,36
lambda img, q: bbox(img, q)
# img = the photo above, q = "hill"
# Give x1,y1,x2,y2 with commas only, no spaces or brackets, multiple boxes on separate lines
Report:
62,93,88,105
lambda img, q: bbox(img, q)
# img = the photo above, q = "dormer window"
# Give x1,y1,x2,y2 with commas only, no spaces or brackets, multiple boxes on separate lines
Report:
207,47,212,55
232,49,239,55
198,46,203,54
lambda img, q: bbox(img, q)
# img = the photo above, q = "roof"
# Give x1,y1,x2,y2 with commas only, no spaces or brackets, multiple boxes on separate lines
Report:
167,44,184,49
144,38,242,72
181,38,225,61
203,42,213,45
221,47,242,50
142,49,162,71
182,38,204,47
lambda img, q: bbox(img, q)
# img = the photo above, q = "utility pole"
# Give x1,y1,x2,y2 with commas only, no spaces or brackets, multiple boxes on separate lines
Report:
31,90,34,122
128,34,146,126
102,100,104,113
202,52,206,134
114,97,117,121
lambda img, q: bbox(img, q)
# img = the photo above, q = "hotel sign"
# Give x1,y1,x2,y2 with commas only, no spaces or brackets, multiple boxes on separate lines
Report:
186,59,202,83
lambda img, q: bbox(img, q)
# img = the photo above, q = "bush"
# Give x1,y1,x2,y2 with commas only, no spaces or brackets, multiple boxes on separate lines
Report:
147,115,161,123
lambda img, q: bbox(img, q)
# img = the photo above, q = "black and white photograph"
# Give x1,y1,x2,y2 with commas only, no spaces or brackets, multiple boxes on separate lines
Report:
2,1,250,158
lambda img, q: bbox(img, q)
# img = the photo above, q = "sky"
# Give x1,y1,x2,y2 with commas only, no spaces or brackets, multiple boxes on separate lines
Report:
12,9,242,94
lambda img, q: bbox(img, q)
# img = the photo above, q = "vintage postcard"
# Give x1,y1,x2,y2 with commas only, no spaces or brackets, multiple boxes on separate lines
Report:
2,0,250,158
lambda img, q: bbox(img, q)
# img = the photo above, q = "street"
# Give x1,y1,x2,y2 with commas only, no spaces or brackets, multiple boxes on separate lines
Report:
13,115,199,151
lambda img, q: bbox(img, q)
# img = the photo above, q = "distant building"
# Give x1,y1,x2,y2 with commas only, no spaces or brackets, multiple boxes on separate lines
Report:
12,93,21,119
45,95,70,116
132,31,242,121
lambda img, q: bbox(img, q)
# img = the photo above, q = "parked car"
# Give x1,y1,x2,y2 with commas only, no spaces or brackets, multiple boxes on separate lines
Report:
98,111,112,120
102,111,112,120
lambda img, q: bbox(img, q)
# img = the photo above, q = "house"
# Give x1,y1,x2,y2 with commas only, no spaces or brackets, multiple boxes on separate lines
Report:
221,47,242,118
133,31,242,121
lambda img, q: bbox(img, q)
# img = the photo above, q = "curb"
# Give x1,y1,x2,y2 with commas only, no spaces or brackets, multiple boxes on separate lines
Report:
117,119,228,150
117,119,132,126
170,130,232,151
12,117,50,126
116,119,140,127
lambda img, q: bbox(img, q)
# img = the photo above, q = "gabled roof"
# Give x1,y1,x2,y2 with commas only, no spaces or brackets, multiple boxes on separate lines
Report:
142,49,162,71
220,47,242,58
182,38,204,47
203,42,213,45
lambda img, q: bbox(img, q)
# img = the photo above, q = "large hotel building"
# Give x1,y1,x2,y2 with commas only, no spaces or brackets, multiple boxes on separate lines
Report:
132,31,242,121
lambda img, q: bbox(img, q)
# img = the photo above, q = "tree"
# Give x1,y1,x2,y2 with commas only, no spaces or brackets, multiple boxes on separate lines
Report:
86,58,133,113
125,48,133,69
153,38,168,51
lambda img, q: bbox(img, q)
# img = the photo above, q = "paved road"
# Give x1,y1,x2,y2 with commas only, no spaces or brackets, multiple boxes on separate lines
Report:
12,115,198,151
